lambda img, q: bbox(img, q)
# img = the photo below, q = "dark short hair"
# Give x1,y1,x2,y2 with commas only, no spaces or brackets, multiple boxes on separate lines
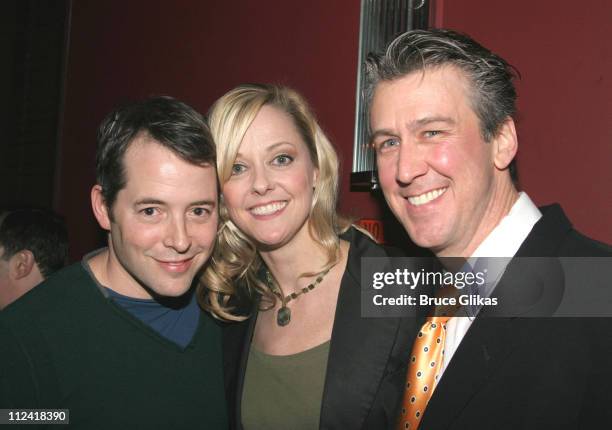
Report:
96,96,215,212
365,29,519,180
0,208,69,278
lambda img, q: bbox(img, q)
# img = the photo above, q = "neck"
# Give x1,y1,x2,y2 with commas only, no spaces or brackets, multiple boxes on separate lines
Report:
259,225,330,295
89,245,152,299
438,175,519,258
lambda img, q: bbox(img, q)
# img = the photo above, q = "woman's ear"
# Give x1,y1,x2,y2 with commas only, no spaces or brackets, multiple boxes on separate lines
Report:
312,167,319,188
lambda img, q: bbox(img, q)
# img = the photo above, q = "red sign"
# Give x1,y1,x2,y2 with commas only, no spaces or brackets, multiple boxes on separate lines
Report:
356,219,385,244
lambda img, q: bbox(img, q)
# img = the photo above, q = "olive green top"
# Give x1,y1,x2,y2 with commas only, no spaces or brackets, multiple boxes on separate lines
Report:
242,340,331,430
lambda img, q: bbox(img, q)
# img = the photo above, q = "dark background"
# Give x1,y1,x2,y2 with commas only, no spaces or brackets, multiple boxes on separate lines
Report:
2,0,611,261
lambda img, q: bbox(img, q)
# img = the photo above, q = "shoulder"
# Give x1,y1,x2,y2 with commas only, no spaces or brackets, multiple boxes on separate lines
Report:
1,262,100,330
340,225,408,258
0,263,96,405
560,230,612,257
537,205,611,256
340,226,413,290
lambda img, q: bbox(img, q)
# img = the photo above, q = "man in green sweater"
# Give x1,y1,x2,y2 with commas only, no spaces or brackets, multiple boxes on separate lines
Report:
0,96,227,429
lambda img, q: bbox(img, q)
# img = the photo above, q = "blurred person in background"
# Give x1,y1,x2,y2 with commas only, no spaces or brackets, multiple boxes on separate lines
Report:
0,207,68,310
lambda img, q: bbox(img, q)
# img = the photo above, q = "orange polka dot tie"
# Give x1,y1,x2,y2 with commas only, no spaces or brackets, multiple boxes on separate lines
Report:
397,315,451,430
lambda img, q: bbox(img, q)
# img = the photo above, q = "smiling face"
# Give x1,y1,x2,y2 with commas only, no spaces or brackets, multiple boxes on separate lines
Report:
371,66,517,257
221,105,318,250
92,136,218,299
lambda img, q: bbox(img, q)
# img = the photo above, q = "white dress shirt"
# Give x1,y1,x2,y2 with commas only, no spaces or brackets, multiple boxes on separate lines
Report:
437,192,542,382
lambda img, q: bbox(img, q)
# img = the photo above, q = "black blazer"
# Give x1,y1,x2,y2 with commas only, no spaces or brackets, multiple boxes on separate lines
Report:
419,204,612,429
222,228,419,429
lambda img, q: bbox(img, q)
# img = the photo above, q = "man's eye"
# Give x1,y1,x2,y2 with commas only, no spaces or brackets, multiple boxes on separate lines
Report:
377,138,399,151
231,164,246,175
424,130,442,138
141,207,158,216
192,207,210,217
272,154,294,166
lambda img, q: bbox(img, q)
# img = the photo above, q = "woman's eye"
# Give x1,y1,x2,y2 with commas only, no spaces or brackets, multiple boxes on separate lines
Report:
272,154,294,166
231,164,246,175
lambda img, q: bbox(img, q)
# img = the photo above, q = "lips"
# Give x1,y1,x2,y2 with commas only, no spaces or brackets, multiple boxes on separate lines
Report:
406,187,448,206
154,257,194,273
249,200,288,216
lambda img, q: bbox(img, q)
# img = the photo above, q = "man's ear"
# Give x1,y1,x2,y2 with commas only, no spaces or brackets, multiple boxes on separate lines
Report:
91,185,111,230
9,250,36,280
492,118,518,170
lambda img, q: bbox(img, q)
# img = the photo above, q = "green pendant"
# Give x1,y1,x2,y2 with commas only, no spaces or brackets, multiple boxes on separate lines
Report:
277,306,291,326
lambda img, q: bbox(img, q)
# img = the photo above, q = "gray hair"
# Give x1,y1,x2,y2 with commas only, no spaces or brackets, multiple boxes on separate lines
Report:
364,28,518,144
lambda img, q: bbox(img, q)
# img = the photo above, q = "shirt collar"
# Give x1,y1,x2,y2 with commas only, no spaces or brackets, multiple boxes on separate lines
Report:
471,192,542,258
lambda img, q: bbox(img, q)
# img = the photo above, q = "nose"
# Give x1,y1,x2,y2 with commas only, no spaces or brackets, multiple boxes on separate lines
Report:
163,216,191,253
395,140,428,185
251,165,274,195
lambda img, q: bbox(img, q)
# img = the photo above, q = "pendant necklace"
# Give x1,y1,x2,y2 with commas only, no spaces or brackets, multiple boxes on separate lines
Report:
265,268,331,327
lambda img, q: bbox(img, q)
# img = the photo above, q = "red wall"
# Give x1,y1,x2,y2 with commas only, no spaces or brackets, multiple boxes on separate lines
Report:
59,0,611,259
59,0,375,259
438,0,612,243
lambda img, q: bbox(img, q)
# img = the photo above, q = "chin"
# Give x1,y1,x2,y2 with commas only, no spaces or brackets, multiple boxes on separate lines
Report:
254,237,286,250
403,225,444,250
144,273,194,298
253,235,292,251
151,283,193,298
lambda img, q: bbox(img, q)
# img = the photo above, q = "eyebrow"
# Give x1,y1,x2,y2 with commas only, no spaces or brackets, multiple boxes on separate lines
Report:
236,141,296,158
134,199,216,207
410,116,455,129
369,129,397,141
370,116,456,141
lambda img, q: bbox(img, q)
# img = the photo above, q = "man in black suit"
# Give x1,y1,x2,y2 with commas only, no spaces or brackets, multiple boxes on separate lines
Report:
366,29,612,429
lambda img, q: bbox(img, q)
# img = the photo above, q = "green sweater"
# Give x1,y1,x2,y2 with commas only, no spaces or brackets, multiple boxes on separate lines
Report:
0,262,227,429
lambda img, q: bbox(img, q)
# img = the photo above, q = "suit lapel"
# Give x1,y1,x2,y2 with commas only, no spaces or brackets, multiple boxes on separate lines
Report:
420,315,519,428
231,306,257,430
319,229,404,429
513,204,571,257
420,205,571,428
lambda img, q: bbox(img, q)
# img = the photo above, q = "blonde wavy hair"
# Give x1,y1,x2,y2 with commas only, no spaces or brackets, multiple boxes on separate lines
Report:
199,83,352,320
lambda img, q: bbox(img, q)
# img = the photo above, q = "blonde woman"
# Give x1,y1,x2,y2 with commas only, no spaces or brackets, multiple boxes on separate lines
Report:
201,84,415,429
